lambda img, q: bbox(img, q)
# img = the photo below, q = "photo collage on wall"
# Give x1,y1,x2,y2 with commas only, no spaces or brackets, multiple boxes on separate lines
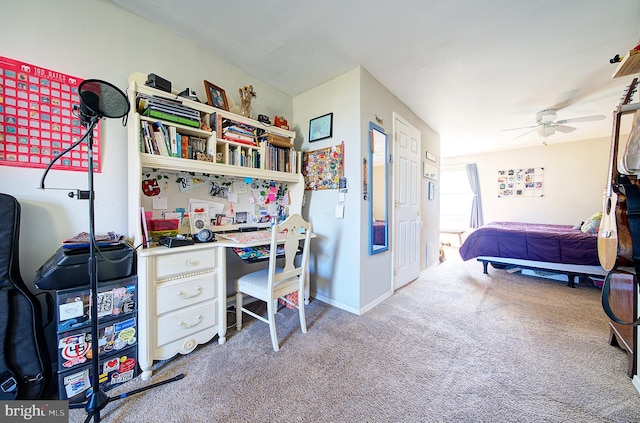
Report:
0,56,99,172
497,167,544,198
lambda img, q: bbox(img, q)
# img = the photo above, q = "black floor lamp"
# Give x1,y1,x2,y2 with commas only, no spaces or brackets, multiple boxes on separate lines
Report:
40,79,183,423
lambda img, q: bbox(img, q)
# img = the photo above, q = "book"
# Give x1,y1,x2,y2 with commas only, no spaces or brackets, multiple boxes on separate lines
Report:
140,207,149,248
153,130,170,156
169,126,178,157
181,135,189,159
141,121,159,154
143,109,200,128
153,121,171,156
224,134,257,146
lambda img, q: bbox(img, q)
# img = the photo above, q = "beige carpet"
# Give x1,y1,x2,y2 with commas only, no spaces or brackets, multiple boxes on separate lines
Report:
69,250,640,422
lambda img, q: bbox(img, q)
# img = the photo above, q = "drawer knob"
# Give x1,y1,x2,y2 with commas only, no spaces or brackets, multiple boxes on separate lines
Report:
186,260,199,266
177,286,202,299
177,314,203,329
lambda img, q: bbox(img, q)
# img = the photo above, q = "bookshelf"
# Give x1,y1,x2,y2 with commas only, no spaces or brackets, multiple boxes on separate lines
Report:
132,76,299,170
126,72,304,248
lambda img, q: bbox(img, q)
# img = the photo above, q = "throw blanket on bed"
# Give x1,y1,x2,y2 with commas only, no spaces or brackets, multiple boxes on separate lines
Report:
458,221,599,265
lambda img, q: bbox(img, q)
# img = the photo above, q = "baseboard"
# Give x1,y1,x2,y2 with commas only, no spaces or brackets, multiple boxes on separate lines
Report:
632,375,640,394
312,292,360,315
359,290,393,314
312,289,393,315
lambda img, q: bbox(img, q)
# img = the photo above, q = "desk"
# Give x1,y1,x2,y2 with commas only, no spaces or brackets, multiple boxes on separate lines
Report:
136,230,312,381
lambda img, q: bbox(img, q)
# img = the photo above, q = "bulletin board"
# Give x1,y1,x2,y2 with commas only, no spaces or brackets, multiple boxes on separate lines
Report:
0,56,100,172
497,167,544,197
303,142,344,190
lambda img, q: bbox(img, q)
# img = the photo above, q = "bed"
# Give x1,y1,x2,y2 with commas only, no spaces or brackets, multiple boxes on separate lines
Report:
373,220,386,245
458,221,607,286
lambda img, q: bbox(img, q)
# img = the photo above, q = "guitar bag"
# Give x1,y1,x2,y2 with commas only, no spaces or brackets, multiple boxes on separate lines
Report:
0,193,52,399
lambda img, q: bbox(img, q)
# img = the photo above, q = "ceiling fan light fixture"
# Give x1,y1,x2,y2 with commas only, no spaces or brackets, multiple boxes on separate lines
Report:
538,110,557,123
538,125,555,137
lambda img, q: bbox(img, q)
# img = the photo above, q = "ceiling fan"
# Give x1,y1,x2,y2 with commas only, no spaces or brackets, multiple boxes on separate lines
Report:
502,110,606,139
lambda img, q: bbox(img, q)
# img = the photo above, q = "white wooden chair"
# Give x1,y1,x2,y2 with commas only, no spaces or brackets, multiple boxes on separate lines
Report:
235,214,312,351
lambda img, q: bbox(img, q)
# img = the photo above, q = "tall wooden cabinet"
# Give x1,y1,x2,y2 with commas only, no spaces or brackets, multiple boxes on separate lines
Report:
126,73,304,380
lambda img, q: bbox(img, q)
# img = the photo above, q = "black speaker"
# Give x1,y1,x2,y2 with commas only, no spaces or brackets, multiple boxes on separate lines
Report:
194,229,215,243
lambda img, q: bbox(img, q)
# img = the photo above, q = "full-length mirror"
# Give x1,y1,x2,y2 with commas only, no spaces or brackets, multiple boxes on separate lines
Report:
369,122,388,254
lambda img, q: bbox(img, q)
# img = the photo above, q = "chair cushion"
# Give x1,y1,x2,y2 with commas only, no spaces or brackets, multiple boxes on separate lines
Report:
237,267,299,300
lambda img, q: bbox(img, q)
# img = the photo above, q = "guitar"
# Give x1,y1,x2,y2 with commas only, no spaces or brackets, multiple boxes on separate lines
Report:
598,78,638,271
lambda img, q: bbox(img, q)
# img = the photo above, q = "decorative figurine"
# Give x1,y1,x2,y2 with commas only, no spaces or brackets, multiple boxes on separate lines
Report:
239,85,256,118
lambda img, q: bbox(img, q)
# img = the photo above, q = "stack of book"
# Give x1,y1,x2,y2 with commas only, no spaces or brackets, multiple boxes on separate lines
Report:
137,94,200,128
221,118,257,146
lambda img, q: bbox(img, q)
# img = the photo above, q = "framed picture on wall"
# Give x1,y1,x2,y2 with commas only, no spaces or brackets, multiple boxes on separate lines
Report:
309,112,333,142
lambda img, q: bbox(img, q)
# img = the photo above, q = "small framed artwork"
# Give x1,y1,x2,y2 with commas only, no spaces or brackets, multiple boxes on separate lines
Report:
203,80,229,111
423,162,438,180
309,112,333,142
428,181,435,200
426,151,437,162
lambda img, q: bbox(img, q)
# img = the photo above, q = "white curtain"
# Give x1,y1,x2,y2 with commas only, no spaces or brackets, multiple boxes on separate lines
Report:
466,163,484,228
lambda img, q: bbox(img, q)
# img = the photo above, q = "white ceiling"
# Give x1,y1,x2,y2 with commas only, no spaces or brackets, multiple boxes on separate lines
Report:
111,0,640,157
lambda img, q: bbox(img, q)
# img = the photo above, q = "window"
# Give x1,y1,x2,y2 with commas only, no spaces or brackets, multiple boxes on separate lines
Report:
440,166,473,230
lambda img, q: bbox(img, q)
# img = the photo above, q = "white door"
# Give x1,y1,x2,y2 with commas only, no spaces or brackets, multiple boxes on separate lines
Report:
393,113,421,290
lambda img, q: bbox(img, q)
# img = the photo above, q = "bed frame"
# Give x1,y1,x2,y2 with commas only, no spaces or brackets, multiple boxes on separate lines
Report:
476,256,608,287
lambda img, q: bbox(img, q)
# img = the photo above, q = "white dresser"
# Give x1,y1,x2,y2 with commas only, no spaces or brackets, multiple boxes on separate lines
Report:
136,243,226,381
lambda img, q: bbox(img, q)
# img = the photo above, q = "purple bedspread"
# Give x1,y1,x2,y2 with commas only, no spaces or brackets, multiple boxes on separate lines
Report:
458,221,599,265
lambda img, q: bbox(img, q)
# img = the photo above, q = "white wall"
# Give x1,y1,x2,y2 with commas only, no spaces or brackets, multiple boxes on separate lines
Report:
359,70,441,304
441,137,610,226
293,67,441,313
0,0,293,285
293,68,362,312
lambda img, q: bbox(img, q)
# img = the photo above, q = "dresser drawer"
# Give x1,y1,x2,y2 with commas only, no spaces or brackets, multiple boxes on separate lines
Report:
155,248,215,279
156,300,217,347
156,272,217,315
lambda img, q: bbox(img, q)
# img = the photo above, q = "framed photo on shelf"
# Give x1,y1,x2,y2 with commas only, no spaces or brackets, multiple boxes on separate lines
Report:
204,80,229,111
219,216,234,226
309,112,333,142
235,211,248,224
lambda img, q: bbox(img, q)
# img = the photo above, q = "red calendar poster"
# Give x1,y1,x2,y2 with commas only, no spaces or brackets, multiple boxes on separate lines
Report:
0,56,101,173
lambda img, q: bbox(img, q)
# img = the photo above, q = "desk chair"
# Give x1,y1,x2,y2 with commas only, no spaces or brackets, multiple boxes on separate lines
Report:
235,214,312,351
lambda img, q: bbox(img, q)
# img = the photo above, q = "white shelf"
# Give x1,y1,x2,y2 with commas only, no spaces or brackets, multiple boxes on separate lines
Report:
139,153,301,183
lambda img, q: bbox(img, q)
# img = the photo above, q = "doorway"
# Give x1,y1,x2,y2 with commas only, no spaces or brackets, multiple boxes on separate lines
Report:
392,113,421,290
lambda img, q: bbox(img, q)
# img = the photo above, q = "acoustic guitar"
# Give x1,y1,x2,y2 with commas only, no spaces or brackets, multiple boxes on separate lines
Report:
598,78,638,271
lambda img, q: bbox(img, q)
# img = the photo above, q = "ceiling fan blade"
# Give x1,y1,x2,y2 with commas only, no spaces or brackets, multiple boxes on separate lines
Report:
501,125,538,132
555,114,605,125
553,124,577,133
512,127,538,140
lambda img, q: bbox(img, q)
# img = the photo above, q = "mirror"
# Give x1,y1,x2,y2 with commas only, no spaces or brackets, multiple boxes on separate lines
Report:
369,122,388,254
